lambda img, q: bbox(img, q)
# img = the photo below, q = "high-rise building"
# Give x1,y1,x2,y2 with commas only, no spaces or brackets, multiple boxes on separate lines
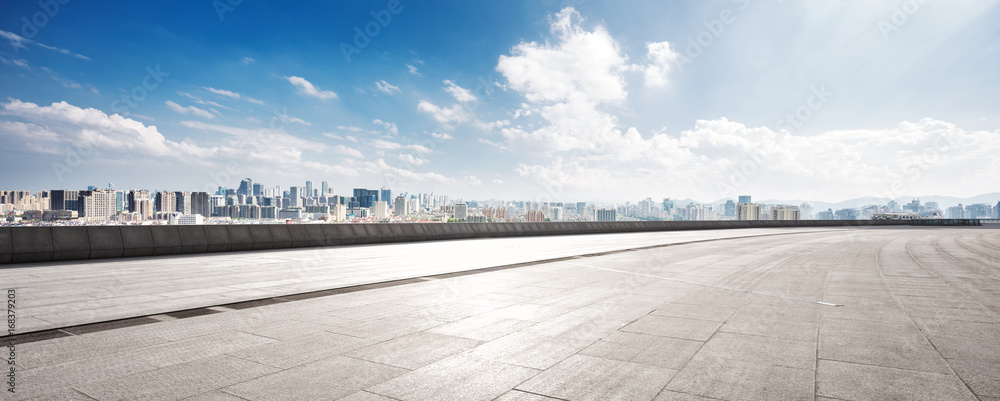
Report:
662,198,674,215
305,181,313,199
190,192,211,217
289,186,301,207
526,210,546,222
380,188,392,208
321,181,330,196
155,192,177,213
724,200,736,218
372,201,389,219
50,190,80,211
549,206,563,221
394,195,408,216
331,204,347,221
128,190,153,220
771,205,801,221
639,198,652,216
237,178,253,197
595,208,617,222
78,189,118,222
252,183,263,196
174,191,191,214
353,188,379,208
737,202,761,220
738,195,752,204
454,202,468,220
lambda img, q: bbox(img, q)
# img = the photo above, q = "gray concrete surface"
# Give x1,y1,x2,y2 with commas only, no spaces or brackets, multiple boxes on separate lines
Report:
0,226,997,400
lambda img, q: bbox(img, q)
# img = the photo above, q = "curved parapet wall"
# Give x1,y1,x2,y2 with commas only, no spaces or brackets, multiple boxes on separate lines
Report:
0,220,929,265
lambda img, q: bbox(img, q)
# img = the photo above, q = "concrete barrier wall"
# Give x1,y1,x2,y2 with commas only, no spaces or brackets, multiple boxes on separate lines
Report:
0,220,923,265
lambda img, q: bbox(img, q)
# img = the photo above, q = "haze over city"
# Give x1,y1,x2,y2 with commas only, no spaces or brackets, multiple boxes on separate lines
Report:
2,1,998,203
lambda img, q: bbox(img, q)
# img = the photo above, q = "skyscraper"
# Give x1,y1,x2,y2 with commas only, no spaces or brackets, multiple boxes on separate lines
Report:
155,192,178,213
353,188,379,208
738,195,752,204
321,181,330,196
737,202,761,220
394,195,408,216
305,181,314,199
595,208,617,222
237,178,253,197
78,189,117,222
50,190,80,211
724,200,736,218
380,188,392,208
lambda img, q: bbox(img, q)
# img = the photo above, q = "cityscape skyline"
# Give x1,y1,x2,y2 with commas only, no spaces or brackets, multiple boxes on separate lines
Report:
2,2,999,202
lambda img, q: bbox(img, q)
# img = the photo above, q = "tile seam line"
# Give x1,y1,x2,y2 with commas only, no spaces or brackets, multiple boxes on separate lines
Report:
1,229,842,342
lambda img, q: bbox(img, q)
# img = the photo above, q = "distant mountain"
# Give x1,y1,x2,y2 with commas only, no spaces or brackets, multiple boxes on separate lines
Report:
710,193,1000,210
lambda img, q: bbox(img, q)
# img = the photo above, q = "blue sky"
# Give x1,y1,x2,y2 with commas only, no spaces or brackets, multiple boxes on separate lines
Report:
1,0,998,202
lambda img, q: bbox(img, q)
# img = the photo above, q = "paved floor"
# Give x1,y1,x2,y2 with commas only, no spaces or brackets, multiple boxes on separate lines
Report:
1,226,998,400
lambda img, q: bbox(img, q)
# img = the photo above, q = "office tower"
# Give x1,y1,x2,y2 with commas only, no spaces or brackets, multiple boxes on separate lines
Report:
78,189,118,222
549,207,563,221
394,195,408,216
380,188,392,208
771,205,801,220
50,190,80,211
190,192,211,217
353,189,379,208
128,190,153,220
454,202,468,220
595,208,617,222
289,186,301,207
738,195,752,204
305,181,313,199
237,178,252,197
737,202,761,220
639,198,652,216
662,198,674,214
252,183,263,197
321,181,330,196
724,200,736,217
174,191,192,214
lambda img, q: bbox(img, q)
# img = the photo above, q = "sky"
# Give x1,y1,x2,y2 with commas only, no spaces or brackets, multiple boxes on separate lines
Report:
1,0,998,203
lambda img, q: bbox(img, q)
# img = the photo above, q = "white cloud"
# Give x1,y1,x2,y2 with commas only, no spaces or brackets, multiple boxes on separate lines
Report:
241,57,255,65
496,8,629,104
429,132,454,140
406,64,421,76
203,87,264,105
0,98,215,160
443,80,476,103
372,139,432,154
205,87,240,98
463,176,483,186
375,80,400,95
330,144,363,158
372,119,399,135
417,100,469,126
0,55,29,69
397,154,429,166
0,29,90,60
367,159,452,185
285,76,338,100
492,179,504,185
643,41,680,87
164,101,215,119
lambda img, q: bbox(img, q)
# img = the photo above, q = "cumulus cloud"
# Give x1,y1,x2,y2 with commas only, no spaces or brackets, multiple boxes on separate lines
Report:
496,8,629,104
406,64,420,76
397,154,429,166
285,76,338,100
429,132,454,140
330,144,363,158
373,119,398,135
643,41,680,87
164,101,215,119
417,100,469,126
443,80,476,103
372,139,433,154
375,80,400,95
